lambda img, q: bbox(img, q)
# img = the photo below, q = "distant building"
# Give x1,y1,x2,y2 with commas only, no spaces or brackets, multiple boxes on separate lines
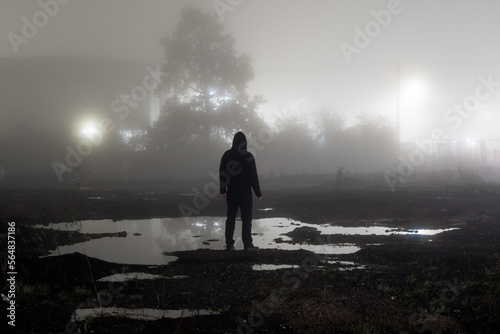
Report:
0,57,164,176
399,139,500,167
115,90,167,151
434,139,500,166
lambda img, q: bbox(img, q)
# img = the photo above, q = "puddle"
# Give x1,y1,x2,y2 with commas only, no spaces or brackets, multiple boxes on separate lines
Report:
37,217,457,265
73,308,216,321
328,260,367,271
253,261,367,272
97,273,188,282
308,225,456,236
252,264,298,271
258,208,275,211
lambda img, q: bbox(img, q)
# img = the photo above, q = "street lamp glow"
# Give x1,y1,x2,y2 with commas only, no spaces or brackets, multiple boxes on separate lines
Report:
399,76,428,142
403,77,426,102
80,121,99,140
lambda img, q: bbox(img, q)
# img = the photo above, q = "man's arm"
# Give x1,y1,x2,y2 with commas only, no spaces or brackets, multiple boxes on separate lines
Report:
249,158,262,198
219,152,228,195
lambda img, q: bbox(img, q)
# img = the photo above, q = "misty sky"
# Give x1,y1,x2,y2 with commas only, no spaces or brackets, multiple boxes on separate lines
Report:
2,0,500,142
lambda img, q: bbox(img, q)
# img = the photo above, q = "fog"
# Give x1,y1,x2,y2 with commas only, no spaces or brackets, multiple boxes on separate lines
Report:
1,0,500,188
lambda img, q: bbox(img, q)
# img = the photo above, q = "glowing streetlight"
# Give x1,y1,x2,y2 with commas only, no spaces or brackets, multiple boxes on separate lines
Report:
396,63,427,143
403,77,427,102
79,120,102,144
80,124,98,139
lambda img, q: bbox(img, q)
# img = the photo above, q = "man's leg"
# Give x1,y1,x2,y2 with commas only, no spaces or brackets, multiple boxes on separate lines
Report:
240,188,254,248
225,191,239,249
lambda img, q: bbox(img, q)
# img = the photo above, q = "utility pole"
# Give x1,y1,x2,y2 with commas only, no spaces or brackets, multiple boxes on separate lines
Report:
396,62,400,144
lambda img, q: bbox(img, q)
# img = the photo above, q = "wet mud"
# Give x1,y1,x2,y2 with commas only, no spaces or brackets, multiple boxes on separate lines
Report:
1,182,499,333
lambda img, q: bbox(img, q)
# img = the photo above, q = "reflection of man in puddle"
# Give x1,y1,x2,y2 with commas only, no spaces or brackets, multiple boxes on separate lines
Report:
219,132,262,252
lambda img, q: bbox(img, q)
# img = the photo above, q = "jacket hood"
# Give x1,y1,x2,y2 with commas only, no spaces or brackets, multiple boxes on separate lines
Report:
231,132,247,151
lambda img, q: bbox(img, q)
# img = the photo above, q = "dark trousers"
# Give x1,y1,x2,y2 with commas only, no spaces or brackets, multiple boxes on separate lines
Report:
225,187,253,248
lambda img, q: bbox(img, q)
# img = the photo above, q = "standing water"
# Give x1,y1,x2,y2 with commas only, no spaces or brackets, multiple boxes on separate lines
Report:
36,217,457,265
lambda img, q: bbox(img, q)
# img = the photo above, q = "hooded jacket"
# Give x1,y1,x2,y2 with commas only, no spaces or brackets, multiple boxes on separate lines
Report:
219,132,262,197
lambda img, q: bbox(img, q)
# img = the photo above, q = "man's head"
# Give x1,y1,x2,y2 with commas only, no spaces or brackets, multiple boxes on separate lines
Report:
232,131,247,151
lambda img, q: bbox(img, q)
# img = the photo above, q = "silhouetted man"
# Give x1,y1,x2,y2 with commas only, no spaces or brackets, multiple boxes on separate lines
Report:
219,132,262,251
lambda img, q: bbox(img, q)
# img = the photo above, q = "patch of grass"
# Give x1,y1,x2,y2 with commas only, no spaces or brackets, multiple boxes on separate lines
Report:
405,272,418,285
484,253,500,295
131,323,146,332
78,319,95,334
16,281,50,302
74,285,92,298
376,282,395,295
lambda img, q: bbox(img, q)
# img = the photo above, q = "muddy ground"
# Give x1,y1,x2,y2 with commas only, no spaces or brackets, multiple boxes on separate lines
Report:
1,179,500,333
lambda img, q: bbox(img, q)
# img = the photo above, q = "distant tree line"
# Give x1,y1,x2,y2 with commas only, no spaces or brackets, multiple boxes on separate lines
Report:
111,6,399,181
0,6,398,185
